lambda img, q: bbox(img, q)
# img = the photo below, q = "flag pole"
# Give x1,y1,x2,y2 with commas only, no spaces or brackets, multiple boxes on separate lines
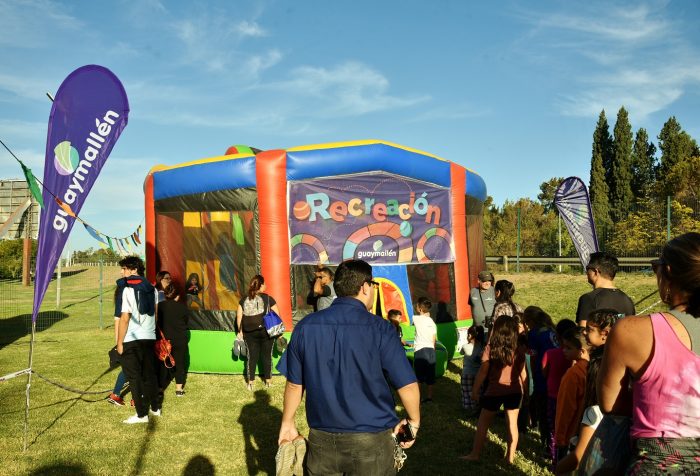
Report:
23,320,36,451
23,91,54,451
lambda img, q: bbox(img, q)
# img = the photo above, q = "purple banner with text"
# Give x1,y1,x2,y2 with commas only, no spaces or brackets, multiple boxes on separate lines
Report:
554,176,599,269
289,173,453,265
32,65,129,322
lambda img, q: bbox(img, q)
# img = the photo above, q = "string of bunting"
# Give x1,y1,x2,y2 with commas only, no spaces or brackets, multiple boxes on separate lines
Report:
83,223,143,255
1,137,143,255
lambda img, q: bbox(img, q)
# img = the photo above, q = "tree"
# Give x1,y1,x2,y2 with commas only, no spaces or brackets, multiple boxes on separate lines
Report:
630,128,657,201
71,247,121,263
483,197,574,258
0,239,37,279
537,177,565,213
590,111,612,235
610,107,634,220
664,156,700,201
657,116,700,195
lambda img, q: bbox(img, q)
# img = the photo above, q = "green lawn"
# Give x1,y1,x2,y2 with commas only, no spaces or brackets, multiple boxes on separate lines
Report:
0,267,661,475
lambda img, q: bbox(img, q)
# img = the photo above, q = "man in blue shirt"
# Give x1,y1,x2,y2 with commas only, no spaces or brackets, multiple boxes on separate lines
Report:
277,259,420,475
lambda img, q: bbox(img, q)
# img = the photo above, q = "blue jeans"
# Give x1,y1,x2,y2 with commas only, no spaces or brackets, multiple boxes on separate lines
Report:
307,428,395,476
113,370,127,395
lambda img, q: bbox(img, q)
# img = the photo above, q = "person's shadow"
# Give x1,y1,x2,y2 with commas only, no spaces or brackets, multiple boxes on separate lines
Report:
237,390,281,475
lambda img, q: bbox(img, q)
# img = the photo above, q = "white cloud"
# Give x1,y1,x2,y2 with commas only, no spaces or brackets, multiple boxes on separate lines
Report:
173,13,276,73
519,3,700,119
0,119,47,141
0,0,81,48
535,5,669,43
235,20,267,38
0,73,56,102
261,61,429,117
246,49,283,77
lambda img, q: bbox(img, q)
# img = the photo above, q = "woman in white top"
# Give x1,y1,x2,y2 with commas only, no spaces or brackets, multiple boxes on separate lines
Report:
413,297,437,402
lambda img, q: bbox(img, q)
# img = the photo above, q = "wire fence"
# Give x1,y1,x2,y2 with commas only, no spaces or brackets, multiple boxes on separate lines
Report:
0,259,120,346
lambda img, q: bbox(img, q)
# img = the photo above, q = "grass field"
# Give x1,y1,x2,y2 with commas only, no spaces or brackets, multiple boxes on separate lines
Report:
0,267,662,475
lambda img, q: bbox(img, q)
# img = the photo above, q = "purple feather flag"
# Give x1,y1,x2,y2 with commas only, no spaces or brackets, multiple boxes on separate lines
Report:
32,65,129,323
554,177,600,268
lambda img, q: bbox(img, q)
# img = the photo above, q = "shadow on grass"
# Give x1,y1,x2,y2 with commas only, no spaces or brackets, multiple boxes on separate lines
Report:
29,367,113,448
29,462,91,475
62,290,107,309
183,454,216,475
0,397,80,416
0,311,69,350
238,390,280,475
130,418,156,476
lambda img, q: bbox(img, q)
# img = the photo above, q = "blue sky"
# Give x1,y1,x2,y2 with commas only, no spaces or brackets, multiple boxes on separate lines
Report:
1,0,699,253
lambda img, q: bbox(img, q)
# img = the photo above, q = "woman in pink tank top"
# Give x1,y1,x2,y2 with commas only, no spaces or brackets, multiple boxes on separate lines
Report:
599,232,700,474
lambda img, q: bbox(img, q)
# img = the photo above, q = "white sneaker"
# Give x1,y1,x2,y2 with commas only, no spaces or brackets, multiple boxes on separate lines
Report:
149,408,161,417
123,414,148,424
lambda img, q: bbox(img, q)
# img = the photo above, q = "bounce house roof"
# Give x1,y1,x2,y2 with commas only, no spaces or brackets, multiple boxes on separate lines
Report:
148,139,487,202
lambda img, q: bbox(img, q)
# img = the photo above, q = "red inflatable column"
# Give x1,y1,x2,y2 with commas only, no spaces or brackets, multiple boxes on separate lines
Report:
450,163,471,321
144,172,157,283
256,150,293,329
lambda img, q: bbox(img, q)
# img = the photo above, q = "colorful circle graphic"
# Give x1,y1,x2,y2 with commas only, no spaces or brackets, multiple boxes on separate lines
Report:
343,222,414,262
416,227,453,262
290,233,329,263
54,141,79,176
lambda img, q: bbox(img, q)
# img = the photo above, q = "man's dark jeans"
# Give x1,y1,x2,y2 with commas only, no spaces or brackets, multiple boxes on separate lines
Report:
121,339,159,418
307,428,395,476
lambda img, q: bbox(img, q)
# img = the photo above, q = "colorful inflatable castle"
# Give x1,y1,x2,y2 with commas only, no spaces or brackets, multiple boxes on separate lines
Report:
145,140,487,374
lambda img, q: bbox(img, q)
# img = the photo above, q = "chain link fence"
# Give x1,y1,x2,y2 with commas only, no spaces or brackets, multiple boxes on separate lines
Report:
0,258,120,347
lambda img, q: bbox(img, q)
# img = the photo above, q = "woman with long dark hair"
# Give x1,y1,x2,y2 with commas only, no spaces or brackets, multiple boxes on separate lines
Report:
599,232,700,474
492,280,523,322
158,282,189,396
236,275,280,390
155,270,173,303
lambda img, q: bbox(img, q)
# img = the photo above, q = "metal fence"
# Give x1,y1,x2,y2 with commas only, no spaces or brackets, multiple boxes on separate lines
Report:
0,259,119,345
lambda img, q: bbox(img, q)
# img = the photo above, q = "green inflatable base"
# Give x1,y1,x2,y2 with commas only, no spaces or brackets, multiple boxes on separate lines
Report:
188,319,474,376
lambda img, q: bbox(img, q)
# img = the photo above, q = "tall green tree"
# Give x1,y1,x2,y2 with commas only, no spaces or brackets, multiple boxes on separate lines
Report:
537,177,565,213
657,116,700,195
610,107,634,220
630,128,657,201
590,110,612,234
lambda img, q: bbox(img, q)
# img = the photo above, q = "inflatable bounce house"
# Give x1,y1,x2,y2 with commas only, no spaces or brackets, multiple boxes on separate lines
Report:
144,140,487,375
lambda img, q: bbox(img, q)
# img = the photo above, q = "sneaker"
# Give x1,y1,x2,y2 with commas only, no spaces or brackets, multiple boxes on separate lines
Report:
149,408,161,417
123,414,148,424
275,440,295,476
292,436,306,475
107,393,124,406
175,390,185,397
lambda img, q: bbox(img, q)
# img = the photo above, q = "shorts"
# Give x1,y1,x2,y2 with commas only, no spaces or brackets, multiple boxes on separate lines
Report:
480,393,522,412
414,348,436,385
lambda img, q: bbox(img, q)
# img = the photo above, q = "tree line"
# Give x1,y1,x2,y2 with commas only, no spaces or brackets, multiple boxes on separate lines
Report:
484,108,700,258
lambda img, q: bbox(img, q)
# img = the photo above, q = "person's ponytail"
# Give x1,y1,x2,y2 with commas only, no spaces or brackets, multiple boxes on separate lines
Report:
687,287,700,318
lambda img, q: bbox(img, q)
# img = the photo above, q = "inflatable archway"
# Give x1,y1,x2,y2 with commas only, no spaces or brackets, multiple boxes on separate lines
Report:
145,140,487,374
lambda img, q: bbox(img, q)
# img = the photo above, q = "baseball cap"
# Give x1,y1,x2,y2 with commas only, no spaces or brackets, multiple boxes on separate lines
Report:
478,271,494,282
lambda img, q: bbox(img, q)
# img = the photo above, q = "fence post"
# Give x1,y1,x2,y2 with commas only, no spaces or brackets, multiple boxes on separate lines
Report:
503,255,509,273
558,214,562,273
667,195,671,241
99,256,104,330
516,207,521,273
56,258,62,309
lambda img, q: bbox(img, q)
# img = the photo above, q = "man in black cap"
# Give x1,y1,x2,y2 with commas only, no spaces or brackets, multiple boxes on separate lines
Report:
469,271,495,327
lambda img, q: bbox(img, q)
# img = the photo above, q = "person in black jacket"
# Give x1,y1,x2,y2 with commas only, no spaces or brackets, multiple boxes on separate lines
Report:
158,282,189,397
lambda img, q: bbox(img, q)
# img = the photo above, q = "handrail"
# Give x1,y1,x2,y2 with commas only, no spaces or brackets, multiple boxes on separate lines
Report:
486,256,654,271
